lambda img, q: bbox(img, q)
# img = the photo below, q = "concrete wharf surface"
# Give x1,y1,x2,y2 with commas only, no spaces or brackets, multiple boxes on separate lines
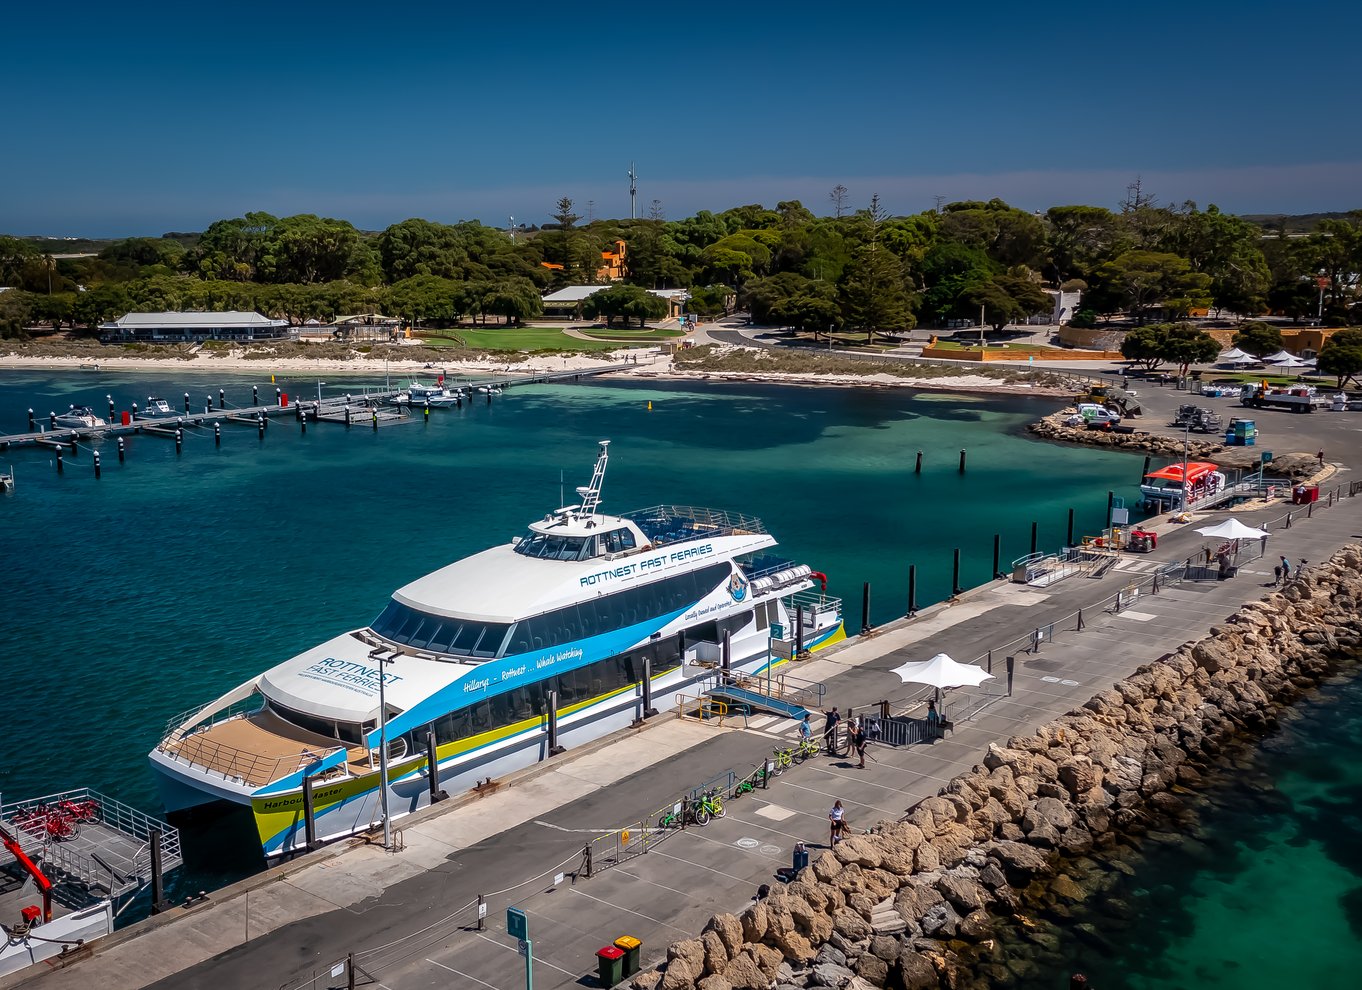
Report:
0,365,620,451
8,495,1361,990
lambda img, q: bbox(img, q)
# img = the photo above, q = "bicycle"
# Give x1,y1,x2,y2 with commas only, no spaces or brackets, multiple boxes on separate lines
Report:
794,736,820,762
692,789,726,826
770,746,794,776
731,767,766,799
657,803,684,829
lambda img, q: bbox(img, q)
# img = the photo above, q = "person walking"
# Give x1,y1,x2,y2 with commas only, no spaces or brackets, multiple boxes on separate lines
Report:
828,800,846,846
1318,449,1326,468
1273,562,1283,586
798,713,812,744
822,707,841,755
853,721,868,769
1280,555,1292,583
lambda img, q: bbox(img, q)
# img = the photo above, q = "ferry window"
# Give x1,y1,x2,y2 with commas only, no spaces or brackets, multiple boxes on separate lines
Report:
604,529,636,554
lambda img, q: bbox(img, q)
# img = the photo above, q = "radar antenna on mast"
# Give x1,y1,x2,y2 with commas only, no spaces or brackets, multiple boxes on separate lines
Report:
508,215,515,241
577,440,610,517
628,163,638,220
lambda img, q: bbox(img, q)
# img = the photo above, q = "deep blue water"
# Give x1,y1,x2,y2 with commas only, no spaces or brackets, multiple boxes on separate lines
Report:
0,369,1147,896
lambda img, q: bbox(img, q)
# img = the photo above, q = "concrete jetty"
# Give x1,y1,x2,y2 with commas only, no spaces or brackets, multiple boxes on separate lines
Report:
6,493,1360,990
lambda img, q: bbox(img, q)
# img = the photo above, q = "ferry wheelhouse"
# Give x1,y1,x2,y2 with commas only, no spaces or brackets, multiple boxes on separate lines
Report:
149,441,844,857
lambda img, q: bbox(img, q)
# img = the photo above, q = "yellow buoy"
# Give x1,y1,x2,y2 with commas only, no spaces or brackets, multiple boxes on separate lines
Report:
647,400,653,411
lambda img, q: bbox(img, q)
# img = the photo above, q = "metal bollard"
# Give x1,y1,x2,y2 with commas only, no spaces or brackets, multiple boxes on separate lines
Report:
108,395,115,421
959,448,966,473
952,548,961,596
252,385,258,405
28,408,35,431
118,437,126,463
257,414,265,439
372,409,379,431
214,422,221,446
49,411,56,430
184,392,190,413
94,450,101,479
56,448,63,474
907,564,917,617
219,388,225,409
175,428,183,454
915,450,922,474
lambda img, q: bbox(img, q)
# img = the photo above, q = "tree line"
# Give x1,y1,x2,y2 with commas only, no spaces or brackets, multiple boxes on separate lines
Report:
1,188,1360,343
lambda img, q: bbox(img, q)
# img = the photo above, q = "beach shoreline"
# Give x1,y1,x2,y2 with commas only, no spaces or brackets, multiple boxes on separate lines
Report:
0,350,1072,398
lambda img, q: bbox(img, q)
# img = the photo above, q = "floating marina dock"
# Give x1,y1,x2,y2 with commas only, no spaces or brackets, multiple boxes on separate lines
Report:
0,365,620,455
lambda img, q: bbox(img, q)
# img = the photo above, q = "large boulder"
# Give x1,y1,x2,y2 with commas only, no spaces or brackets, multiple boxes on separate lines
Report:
833,834,884,869
700,930,728,975
696,976,733,990
704,913,744,960
1057,756,1101,797
660,956,701,990
897,949,939,990
986,840,1051,882
668,939,706,976
936,873,987,914
810,962,857,988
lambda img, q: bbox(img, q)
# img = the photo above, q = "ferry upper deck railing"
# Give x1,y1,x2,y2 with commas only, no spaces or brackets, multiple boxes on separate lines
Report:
624,505,769,542
157,718,349,789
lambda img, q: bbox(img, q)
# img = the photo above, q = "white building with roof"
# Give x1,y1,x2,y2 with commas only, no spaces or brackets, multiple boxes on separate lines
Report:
541,285,691,321
99,311,291,342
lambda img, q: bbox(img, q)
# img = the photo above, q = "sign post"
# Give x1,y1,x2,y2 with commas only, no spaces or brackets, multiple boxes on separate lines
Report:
507,907,532,990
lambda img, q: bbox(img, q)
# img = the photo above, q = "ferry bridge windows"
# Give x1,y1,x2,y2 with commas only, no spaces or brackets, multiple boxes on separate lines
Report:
604,529,635,554
371,601,511,659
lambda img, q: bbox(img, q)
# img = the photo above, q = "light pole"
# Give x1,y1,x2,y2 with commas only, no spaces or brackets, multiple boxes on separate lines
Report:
1181,418,1191,512
316,380,326,405
369,647,395,851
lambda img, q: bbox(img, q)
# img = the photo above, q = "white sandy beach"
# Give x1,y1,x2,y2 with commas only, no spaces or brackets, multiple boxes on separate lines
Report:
0,346,1068,397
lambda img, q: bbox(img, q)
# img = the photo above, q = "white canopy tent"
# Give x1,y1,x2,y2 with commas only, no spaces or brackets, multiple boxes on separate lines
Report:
1195,517,1270,540
1269,355,1311,369
1220,353,1260,366
890,653,994,688
1219,347,1250,360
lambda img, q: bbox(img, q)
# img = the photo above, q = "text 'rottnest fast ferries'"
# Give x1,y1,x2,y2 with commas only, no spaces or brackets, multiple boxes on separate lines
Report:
149,441,844,857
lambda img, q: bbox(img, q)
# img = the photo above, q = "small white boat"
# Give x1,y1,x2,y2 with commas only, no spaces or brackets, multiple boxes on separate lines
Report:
406,381,447,400
476,385,503,396
53,406,108,430
0,466,13,493
137,397,176,419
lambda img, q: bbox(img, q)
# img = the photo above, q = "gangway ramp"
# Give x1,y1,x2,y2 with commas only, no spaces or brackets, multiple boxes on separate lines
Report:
705,684,809,721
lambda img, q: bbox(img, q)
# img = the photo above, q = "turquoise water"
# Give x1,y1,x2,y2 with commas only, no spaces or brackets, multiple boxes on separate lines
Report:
1013,670,1362,988
0,369,1146,893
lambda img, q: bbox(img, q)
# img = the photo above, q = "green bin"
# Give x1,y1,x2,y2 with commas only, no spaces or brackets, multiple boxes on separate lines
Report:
596,945,625,987
614,936,642,977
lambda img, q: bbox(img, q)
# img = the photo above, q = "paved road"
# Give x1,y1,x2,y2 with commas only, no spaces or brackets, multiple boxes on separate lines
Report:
21,488,1360,990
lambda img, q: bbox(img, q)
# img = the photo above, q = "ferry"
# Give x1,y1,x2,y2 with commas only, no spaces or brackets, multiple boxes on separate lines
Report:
149,441,844,858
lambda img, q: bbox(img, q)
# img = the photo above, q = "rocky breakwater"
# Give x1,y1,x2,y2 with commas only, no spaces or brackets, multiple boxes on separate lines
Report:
1028,411,1226,457
631,544,1362,990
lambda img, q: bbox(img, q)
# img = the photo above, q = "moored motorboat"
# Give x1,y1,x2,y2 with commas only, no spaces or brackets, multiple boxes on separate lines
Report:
136,397,176,419
1140,461,1226,510
52,406,108,430
149,440,844,858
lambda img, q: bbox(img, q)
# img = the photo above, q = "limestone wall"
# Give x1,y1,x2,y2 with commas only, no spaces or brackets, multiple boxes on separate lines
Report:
634,544,1362,990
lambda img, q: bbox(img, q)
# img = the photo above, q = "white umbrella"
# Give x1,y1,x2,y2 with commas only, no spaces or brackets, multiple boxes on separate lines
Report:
1195,517,1269,540
1219,347,1249,360
1269,354,1309,368
890,652,994,689
1263,349,1298,363
1220,353,1260,366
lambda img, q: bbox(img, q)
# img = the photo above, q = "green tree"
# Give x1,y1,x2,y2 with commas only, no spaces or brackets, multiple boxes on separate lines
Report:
686,285,734,318
838,195,915,343
1090,250,1211,323
1158,322,1221,376
582,284,667,328
0,289,35,339
1120,324,1167,371
1232,321,1284,358
1316,329,1362,387
378,219,469,282
1045,205,1125,284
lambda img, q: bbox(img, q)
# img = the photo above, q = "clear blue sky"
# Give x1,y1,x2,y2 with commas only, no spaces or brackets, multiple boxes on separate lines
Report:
6,0,1360,236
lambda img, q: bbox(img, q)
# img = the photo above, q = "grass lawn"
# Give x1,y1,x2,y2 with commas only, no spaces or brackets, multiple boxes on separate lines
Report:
1201,371,1326,386
419,327,624,352
577,327,685,341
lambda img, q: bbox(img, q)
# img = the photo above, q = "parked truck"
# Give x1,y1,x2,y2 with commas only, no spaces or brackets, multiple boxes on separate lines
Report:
1240,382,1328,413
